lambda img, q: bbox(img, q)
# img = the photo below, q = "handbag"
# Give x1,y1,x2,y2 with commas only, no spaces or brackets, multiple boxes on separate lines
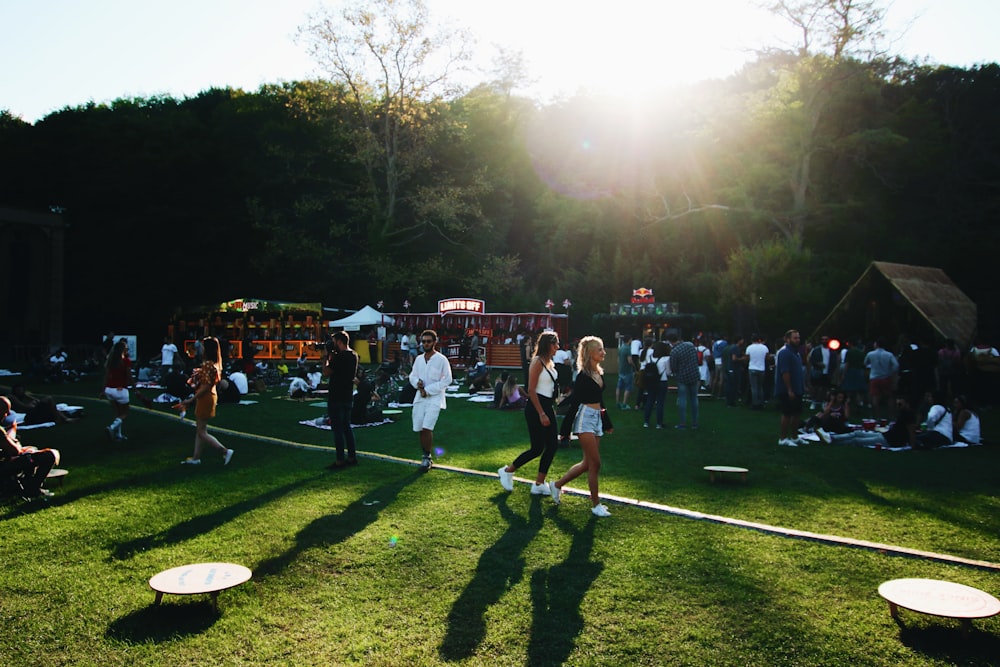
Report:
600,407,612,432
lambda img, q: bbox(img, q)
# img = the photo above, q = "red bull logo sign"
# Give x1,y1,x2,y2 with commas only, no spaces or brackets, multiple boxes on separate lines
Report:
631,288,654,304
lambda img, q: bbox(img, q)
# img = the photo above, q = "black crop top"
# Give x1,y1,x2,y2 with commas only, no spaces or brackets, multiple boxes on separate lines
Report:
572,371,606,405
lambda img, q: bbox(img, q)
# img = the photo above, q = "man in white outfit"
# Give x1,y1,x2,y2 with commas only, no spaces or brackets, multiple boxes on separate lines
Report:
409,329,453,471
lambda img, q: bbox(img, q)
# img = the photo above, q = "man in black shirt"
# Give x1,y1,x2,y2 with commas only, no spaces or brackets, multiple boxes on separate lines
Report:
324,332,360,469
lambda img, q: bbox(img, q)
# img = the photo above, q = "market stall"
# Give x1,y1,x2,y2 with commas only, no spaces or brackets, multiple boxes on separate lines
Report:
385,298,569,370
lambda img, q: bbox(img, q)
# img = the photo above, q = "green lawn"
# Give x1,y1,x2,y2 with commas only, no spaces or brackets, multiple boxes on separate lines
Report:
2,373,999,666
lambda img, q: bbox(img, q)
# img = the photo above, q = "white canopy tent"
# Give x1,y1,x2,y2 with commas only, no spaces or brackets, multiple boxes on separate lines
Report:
327,305,394,330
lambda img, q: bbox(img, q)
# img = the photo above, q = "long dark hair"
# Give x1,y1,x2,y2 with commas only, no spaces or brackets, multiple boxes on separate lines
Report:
535,331,559,360
105,340,127,370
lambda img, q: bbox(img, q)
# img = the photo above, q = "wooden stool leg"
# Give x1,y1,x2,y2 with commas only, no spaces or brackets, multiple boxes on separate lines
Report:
887,601,899,621
210,591,220,612
154,591,163,605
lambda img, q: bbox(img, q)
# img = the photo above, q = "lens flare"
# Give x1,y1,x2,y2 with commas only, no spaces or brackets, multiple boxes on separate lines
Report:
389,535,398,548
434,447,445,457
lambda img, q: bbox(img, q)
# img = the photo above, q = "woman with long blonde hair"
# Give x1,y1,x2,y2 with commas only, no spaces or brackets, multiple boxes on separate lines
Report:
550,336,613,517
178,337,233,466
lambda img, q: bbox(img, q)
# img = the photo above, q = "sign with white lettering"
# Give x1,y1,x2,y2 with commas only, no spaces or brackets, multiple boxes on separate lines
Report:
438,298,486,315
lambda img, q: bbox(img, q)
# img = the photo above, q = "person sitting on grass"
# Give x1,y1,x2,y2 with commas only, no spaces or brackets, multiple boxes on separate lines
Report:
952,394,981,445
807,389,852,443
499,374,527,410
466,361,491,393
827,395,917,448
5,384,79,425
0,396,60,500
288,372,312,399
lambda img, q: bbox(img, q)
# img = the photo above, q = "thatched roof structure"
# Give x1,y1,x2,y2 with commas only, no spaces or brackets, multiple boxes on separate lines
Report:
812,262,977,347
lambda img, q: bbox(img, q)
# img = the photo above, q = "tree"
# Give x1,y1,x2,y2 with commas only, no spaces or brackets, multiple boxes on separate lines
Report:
299,0,475,250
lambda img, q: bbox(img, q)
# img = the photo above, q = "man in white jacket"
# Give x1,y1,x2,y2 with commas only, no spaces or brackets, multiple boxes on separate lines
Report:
409,329,454,471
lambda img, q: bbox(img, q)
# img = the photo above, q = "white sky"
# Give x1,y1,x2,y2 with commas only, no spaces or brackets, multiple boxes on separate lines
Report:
2,0,998,123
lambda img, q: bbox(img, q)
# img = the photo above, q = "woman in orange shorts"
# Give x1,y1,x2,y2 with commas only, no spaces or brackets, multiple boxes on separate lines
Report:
179,337,233,466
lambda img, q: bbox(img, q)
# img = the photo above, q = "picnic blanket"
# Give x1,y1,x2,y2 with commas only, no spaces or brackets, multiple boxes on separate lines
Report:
0,369,21,376
298,418,393,430
467,395,494,403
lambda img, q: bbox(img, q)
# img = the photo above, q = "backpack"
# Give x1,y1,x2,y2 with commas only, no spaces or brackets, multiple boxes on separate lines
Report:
642,358,661,385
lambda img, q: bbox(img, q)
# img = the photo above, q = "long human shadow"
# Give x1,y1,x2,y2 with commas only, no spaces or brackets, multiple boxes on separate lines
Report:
438,494,545,661
110,476,322,560
254,472,417,578
527,514,603,667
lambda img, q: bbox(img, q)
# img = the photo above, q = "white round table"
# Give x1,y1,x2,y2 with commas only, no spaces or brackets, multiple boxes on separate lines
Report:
149,562,252,610
704,465,749,483
878,578,1000,637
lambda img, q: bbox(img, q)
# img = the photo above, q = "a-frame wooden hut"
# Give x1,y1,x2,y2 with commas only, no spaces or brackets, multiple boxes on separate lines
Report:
812,262,977,346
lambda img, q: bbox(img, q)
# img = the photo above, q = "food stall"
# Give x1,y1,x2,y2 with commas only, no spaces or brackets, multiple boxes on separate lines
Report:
386,298,569,370
170,298,328,361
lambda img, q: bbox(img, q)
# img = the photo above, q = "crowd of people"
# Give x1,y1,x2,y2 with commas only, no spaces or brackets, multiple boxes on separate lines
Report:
3,324,994,507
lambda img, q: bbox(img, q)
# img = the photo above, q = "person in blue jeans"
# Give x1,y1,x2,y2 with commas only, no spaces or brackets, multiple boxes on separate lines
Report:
324,331,360,469
668,333,701,428
643,342,671,428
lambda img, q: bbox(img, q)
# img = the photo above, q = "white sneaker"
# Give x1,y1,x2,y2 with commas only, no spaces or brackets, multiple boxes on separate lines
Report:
549,482,561,505
181,458,201,465
224,449,234,465
498,467,514,492
591,504,612,517
816,428,831,444
529,482,550,496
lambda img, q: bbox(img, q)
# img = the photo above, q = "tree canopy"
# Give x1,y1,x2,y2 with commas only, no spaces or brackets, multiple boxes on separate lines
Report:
2,1,999,345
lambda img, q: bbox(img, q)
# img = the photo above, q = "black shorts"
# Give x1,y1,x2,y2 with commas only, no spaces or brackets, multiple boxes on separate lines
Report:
778,393,803,416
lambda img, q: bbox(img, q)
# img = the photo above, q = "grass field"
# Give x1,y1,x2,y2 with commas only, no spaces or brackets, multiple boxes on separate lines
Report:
2,372,999,666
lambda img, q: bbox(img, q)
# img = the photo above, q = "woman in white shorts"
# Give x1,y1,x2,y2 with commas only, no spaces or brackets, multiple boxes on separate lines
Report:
549,336,614,517
103,340,132,441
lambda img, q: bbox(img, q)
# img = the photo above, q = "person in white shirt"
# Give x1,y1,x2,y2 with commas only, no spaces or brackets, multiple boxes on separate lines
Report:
745,335,770,410
409,329,454,471
161,337,179,370
228,370,249,395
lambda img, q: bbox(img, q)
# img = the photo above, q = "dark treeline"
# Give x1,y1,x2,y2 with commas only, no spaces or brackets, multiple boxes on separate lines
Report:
2,55,1000,346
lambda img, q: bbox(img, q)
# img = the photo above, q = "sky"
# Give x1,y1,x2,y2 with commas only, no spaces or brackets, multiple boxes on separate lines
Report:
2,0,999,123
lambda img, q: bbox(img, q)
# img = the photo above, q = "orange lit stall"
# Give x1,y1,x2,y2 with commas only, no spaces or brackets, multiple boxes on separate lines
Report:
169,298,327,361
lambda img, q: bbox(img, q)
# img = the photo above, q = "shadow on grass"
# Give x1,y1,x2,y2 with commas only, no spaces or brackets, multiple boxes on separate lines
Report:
897,623,1000,665
438,494,546,662
106,599,220,643
254,471,418,578
110,475,325,560
527,514,601,667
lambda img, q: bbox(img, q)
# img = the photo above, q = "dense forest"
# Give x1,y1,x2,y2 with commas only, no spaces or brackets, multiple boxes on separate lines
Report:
2,0,999,346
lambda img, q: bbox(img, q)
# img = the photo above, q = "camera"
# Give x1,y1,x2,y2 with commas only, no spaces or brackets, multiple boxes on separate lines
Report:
310,337,336,354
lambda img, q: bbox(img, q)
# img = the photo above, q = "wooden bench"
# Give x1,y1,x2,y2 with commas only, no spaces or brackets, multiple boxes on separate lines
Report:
878,578,1000,637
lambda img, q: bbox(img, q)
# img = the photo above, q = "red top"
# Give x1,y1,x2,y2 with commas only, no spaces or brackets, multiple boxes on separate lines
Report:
105,358,132,388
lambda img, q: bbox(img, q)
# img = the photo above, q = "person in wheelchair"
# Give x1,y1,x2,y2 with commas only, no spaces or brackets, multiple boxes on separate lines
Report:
1,396,60,500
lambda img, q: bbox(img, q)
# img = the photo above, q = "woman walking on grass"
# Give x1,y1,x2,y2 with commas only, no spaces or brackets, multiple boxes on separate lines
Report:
103,340,132,441
178,337,233,466
498,331,561,495
550,336,614,517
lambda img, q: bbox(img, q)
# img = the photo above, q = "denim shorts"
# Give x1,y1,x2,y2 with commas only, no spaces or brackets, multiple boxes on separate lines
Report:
572,404,604,437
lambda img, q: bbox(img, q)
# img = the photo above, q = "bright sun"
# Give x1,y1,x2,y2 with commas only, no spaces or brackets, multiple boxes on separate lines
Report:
443,0,787,101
